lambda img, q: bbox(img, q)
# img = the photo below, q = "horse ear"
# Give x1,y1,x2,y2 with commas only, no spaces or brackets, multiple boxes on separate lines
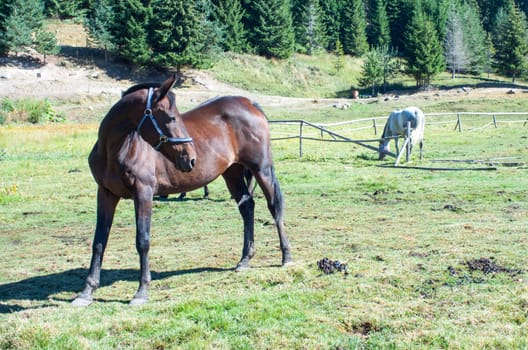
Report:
154,74,177,103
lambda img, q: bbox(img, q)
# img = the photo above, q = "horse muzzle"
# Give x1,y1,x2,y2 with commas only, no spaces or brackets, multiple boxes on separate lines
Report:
176,156,195,172
379,145,389,160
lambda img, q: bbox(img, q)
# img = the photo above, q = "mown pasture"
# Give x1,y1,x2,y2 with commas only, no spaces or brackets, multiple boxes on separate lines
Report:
0,106,527,348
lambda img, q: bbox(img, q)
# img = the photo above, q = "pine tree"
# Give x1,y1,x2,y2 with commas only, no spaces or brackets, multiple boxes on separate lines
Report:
379,44,399,92
4,0,44,56
214,0,248,53
358,48,384,95
34,30,59,64
368,0,391,48
249,0,295,59
292,0,327,54
320,0,343,51
85,0,115,62
112,0,150,66
476,0,509,32
422,0,450,37
0,0,12,56
341,0,368,56
194,0,223,67
459,1,487,73
493,1,528,82
334,39,345,73
43,0,86,19
404,7,445,86
359,44,398,94
386,0,413,53
484,32,496,78
149,0,206,70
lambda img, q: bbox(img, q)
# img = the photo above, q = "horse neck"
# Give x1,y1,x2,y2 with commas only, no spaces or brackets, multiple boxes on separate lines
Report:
99,102,143,148
380,118,392,146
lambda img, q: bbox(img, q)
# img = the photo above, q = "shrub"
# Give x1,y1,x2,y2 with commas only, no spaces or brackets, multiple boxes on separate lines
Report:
0,97,64,124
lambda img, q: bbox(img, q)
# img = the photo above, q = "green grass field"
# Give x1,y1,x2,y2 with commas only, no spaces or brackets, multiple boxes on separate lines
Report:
1,31,528,347
1,108,527,348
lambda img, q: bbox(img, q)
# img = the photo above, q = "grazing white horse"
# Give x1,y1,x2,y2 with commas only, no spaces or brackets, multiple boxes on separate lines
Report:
379,107,425,160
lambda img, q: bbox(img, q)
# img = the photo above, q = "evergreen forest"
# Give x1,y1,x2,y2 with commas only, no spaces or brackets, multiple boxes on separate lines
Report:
2,0,528,87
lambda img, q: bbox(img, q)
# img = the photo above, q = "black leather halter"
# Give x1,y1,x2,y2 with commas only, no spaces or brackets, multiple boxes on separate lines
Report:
137,87,193,150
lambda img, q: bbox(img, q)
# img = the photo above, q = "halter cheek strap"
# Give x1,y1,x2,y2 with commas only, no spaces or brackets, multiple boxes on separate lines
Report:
137,87,193,150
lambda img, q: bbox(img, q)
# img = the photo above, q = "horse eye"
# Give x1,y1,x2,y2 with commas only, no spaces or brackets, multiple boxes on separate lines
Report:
169,116,176,122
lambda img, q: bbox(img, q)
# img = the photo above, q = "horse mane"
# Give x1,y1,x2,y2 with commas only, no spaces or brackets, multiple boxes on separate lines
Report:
121,82,176,108
122,82,161,97
252,102,269,120
381,110,400,139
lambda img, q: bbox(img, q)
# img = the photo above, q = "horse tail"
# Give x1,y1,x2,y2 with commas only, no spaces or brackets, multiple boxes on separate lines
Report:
250,101,283,219
409,108,425,146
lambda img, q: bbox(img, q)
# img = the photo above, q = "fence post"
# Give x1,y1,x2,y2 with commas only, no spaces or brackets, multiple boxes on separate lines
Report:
373,119,377,135
299,121,303,158
493,114,497,128
406,121,411,162
455,113,462,132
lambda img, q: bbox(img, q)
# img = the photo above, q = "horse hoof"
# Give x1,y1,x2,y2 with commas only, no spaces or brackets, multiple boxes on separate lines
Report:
235,263,250,272
71,296,93,307
282,260,295,268
129,297,148,306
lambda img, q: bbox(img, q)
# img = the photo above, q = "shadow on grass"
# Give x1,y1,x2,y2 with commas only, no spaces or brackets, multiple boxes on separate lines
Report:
154,196,226,203
0,266,229,313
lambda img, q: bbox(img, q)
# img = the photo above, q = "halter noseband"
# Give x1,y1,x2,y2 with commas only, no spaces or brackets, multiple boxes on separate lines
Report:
136,87,193,150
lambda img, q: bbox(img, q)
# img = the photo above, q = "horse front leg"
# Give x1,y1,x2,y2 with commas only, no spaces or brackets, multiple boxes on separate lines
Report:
72,187,120,306
130,185,154,306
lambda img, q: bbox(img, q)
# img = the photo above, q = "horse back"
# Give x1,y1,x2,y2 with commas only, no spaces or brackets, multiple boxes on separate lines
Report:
182,96,270,142
181,96,272,170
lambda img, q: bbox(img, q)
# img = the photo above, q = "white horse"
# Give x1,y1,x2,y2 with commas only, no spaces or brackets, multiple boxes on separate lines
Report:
379,107,425,160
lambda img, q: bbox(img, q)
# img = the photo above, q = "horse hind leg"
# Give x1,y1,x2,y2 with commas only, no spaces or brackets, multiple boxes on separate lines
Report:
222,164,256,271
253,165,293,267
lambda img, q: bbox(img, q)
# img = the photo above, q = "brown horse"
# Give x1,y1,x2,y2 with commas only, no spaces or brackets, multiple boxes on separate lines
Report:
72,75,292,306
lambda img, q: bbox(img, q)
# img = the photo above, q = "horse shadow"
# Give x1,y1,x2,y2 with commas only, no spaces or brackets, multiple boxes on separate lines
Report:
0,266,229,314
154,196,226,203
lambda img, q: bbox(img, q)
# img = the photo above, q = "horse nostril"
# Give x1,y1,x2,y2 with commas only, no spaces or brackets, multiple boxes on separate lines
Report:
190,159,195,168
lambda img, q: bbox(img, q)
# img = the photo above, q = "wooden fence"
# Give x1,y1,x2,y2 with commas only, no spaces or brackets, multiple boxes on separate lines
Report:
269,112,528,160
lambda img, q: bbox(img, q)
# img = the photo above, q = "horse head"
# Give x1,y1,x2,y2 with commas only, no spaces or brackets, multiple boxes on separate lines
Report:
378,142,389,160
134,75,196,172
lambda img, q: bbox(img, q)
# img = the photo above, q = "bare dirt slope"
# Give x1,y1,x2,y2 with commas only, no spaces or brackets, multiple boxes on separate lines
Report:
0,52,524,120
